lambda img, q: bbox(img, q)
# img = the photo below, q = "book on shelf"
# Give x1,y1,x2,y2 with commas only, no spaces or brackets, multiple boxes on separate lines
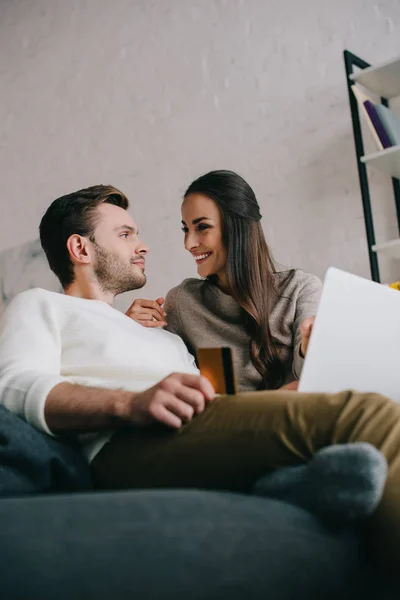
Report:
351,85,383,150
374,104,400,146
363,101,393,149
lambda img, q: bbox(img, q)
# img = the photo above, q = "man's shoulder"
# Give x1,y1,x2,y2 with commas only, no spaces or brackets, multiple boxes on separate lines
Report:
12,287,62,304
4,288,64,315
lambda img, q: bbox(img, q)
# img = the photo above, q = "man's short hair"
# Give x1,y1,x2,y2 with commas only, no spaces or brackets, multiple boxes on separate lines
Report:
39,184,129,288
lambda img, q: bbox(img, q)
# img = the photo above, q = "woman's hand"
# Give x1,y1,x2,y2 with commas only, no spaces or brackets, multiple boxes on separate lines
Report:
279,317,316,392
125,297,167,328
300,317,315,357
279,381,299,391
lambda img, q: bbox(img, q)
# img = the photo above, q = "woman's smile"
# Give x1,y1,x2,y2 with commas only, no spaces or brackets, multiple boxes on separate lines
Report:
192,251,212,264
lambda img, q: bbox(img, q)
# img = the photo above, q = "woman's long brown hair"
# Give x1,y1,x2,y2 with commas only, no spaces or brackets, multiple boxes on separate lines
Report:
184,170,285,389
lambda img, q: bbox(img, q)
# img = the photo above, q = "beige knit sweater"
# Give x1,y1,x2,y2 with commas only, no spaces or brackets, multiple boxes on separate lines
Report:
165,269,322,391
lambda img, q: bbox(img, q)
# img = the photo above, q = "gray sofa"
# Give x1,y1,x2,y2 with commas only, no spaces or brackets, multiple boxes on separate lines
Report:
0,247,391,598
1,489,383,600
0,406,388,599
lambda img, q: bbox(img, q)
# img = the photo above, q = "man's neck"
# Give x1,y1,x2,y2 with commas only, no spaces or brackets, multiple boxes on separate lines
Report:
64,279,115,305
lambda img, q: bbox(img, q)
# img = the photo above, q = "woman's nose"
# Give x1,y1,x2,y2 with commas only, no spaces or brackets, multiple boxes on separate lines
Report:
184,232,199,251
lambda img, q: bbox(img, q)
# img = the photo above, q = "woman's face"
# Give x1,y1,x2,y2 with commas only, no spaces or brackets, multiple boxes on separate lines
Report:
181,193,227,281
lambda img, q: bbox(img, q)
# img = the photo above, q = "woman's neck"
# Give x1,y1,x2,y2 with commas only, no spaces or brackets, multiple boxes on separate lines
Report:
213,273,232,296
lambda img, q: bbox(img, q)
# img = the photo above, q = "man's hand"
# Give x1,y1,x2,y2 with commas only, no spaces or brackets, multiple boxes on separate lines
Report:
300,317,315,358
120,373,216,429
125,297,167,328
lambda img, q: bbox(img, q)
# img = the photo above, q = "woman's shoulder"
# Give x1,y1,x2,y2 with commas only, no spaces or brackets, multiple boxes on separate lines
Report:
165,278,205,309
275,268,322,298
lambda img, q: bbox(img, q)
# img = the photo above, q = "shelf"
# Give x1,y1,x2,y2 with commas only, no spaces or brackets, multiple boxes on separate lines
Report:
372,238,400,259
350,55,400,99
360,145,400,179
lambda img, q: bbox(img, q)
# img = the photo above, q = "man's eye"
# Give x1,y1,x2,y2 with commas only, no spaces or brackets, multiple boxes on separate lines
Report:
120,233,129,238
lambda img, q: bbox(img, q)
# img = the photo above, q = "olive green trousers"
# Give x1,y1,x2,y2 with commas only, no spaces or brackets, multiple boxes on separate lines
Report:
92,390,400,584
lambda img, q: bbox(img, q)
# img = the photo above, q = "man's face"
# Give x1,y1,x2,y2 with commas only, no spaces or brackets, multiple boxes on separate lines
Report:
89,203,149,295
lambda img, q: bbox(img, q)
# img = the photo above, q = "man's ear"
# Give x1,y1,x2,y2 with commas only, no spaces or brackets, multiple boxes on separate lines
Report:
66,235,93,266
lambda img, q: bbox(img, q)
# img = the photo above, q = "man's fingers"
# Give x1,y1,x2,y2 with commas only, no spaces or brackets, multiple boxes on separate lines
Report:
175,386,206,414
176,373,215,401
152,404,182,429
146,374,215,429
166,398,195,422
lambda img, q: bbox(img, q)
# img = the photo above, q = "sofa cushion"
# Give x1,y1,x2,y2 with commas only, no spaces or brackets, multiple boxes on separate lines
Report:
0,405,92,496
0,489,386,599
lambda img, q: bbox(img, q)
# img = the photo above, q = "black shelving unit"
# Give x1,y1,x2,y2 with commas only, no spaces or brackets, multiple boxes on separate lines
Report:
343,49,400,283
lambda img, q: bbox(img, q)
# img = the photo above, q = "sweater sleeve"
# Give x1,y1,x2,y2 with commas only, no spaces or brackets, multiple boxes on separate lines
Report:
164,285,184,338
165,284,199,374
0,290,67,435
292,274,322,379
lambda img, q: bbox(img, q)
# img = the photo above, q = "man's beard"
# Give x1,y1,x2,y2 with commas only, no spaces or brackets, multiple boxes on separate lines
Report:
92,243,146,296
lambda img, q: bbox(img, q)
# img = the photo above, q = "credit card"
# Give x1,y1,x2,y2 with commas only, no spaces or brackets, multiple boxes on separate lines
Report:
197,347,237,395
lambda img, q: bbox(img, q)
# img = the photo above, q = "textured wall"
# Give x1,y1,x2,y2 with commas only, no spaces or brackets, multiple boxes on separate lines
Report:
1,0,400,309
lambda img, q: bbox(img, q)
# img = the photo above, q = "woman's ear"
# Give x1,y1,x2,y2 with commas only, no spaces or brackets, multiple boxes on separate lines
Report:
66,235,92,266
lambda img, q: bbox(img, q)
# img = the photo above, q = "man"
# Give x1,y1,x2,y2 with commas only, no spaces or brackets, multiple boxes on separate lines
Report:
0,185,400,583
0,185,215,464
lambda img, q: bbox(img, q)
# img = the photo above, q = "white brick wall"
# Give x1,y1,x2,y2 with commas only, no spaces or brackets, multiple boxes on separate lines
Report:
1,0,400,308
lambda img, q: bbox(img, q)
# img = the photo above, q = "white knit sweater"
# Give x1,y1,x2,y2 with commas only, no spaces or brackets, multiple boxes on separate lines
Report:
0,288,198,461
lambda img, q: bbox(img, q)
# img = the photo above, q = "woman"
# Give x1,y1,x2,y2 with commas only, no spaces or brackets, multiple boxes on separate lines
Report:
129,169,320,391
126,169,387,515
122,172,400,586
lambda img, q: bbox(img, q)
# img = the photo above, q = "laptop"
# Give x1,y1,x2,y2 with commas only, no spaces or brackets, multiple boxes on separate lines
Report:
298,267,400,402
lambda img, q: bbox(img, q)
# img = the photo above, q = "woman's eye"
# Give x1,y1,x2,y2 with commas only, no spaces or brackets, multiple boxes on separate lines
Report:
181,225,210,233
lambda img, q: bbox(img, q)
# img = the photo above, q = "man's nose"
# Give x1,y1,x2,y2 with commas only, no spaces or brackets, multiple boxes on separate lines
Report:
137,239,149,255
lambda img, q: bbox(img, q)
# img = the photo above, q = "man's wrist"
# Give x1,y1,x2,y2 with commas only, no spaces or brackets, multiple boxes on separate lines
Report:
111,390,135,423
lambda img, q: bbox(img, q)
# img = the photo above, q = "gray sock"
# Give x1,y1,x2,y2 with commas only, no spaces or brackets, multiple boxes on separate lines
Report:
253,443,387,522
